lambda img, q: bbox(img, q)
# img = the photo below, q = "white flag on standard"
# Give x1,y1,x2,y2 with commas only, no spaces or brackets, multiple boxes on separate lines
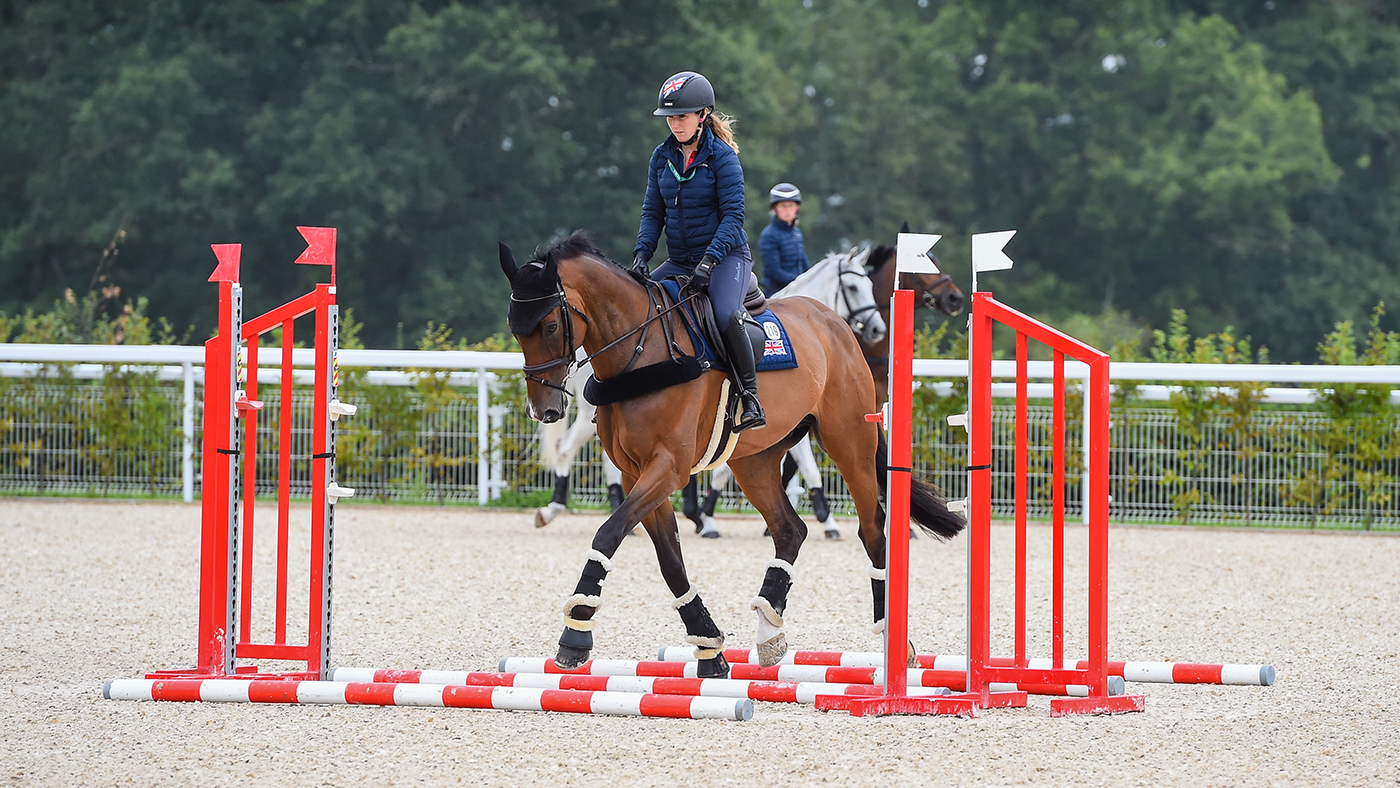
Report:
895,233,942,277
972,230,1016,272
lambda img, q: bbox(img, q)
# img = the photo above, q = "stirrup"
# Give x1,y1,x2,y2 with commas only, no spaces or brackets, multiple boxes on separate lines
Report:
735,391,766,432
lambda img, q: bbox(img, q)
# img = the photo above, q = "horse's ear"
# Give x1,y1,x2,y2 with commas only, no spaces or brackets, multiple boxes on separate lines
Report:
541,250,559,284
498,242,518,283
899,221,911,234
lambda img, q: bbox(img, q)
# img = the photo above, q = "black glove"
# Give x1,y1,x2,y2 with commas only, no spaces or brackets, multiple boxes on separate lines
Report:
631,253,650,274
690,255,718,292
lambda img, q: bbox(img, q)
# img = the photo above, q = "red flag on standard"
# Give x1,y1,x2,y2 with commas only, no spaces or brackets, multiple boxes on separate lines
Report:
295,226,336,267
208,244,242,283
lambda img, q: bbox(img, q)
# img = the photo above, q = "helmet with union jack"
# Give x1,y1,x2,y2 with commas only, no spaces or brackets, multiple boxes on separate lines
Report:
654,71,715,116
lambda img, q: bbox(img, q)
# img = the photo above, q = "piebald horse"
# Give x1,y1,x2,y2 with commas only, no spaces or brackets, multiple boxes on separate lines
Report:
501,231,963,677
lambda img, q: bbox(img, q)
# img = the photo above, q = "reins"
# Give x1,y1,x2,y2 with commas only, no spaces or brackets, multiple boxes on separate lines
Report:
517,273,701,400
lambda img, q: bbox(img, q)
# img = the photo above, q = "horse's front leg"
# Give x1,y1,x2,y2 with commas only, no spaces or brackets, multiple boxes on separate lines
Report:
645,499,730,678
553,460,685,670
730,450,808,667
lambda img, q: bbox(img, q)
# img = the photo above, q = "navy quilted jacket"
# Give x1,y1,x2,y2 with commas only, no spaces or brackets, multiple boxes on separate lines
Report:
759,217,810,291
634,129,747,265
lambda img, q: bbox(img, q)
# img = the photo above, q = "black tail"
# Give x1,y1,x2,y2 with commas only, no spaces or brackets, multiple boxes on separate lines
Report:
875,431,965,541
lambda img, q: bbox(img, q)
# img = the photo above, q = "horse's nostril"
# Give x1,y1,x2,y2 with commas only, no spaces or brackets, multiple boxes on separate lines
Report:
541,409,562,424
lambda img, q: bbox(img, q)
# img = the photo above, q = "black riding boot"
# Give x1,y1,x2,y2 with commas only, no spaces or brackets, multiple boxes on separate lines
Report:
721,311,765,431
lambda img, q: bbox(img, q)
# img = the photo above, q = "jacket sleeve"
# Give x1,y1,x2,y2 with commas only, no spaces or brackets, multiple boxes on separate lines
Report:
758,226,782,285
703,148,746,261
634,150,666,260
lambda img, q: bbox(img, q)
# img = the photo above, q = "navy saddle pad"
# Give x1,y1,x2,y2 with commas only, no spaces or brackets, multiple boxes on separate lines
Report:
658,280,798,372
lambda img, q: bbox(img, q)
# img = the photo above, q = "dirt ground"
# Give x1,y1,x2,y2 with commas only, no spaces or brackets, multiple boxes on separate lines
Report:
2,498,1398,787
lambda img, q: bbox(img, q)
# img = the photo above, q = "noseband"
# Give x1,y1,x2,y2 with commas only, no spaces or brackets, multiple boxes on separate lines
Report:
837,266,881,335
909,272,958,313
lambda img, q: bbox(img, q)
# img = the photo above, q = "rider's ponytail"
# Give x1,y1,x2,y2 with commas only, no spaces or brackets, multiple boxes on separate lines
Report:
706,112,739,155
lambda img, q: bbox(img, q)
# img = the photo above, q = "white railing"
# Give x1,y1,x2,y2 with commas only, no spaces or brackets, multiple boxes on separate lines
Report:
4,344,1400,525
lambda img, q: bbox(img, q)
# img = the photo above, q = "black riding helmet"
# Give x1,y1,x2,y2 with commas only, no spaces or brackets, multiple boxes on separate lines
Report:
769,183,802,206
655,72,715,116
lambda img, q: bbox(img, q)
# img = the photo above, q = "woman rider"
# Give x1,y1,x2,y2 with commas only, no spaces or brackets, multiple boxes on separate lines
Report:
631,71,765,432
759,182,811,295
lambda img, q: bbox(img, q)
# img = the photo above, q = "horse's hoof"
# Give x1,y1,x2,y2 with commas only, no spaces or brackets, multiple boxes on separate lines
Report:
696,654,730,679
535,501,566,528
907,639,917,668
699,515,720,539
756,632,787,667
554,644,591,670
824,527,841,540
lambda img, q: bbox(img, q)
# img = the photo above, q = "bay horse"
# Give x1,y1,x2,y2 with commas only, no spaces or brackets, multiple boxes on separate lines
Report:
689,246,888,540
501,231,963,678
862,243,965,405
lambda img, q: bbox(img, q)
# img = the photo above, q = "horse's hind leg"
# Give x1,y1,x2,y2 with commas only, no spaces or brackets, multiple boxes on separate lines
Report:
645,502,730,678
729,447,809,667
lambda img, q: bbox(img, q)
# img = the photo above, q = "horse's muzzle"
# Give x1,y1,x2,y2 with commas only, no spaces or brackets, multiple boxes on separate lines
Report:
940,291,965,315
861,315,888,345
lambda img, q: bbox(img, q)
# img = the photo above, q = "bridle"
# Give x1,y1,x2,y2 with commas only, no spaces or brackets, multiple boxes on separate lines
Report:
836,261,882,337
513,275,696,400
902,271,960,314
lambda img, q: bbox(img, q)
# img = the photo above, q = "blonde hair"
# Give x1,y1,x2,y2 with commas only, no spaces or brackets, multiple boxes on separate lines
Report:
706,112,739,154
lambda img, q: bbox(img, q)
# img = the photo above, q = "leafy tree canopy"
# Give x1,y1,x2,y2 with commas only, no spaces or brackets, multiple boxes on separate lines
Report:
0,0,1394,360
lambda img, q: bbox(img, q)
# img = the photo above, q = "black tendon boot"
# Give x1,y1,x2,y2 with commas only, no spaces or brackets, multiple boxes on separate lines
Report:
556,554,609,669
607,483,625,512
721,311,765,431
675,592,730,678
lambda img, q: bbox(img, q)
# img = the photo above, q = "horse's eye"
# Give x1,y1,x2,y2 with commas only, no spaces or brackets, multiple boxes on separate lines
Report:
545,321,559,337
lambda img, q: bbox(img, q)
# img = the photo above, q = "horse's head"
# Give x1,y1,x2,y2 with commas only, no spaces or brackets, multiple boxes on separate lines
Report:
499,241,575,423
870,244,965,316
835,251,888,345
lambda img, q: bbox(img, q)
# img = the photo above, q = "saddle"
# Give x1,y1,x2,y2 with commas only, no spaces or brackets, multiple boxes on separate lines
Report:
582,273,793,411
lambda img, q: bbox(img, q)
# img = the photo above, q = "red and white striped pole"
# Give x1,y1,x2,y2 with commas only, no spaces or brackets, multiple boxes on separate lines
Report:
653,647,1274,686
330,667,951,705
343,665,1114,699
103,678,752,721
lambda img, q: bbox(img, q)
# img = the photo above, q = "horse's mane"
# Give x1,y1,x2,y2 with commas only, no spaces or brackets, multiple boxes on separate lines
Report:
528,230,616,269
780,247,871,293
866,245,895,273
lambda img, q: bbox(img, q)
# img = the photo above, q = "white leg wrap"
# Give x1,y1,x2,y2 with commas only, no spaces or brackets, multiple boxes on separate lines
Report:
534,501,567,528
751,598,787,667
765,558,796,579
685,634,725,660
867,565,887,581
584,549,613,573
671,587,698,609
698,514,719,536
750,596,784,628
870,618,886,634
563,593,602,630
